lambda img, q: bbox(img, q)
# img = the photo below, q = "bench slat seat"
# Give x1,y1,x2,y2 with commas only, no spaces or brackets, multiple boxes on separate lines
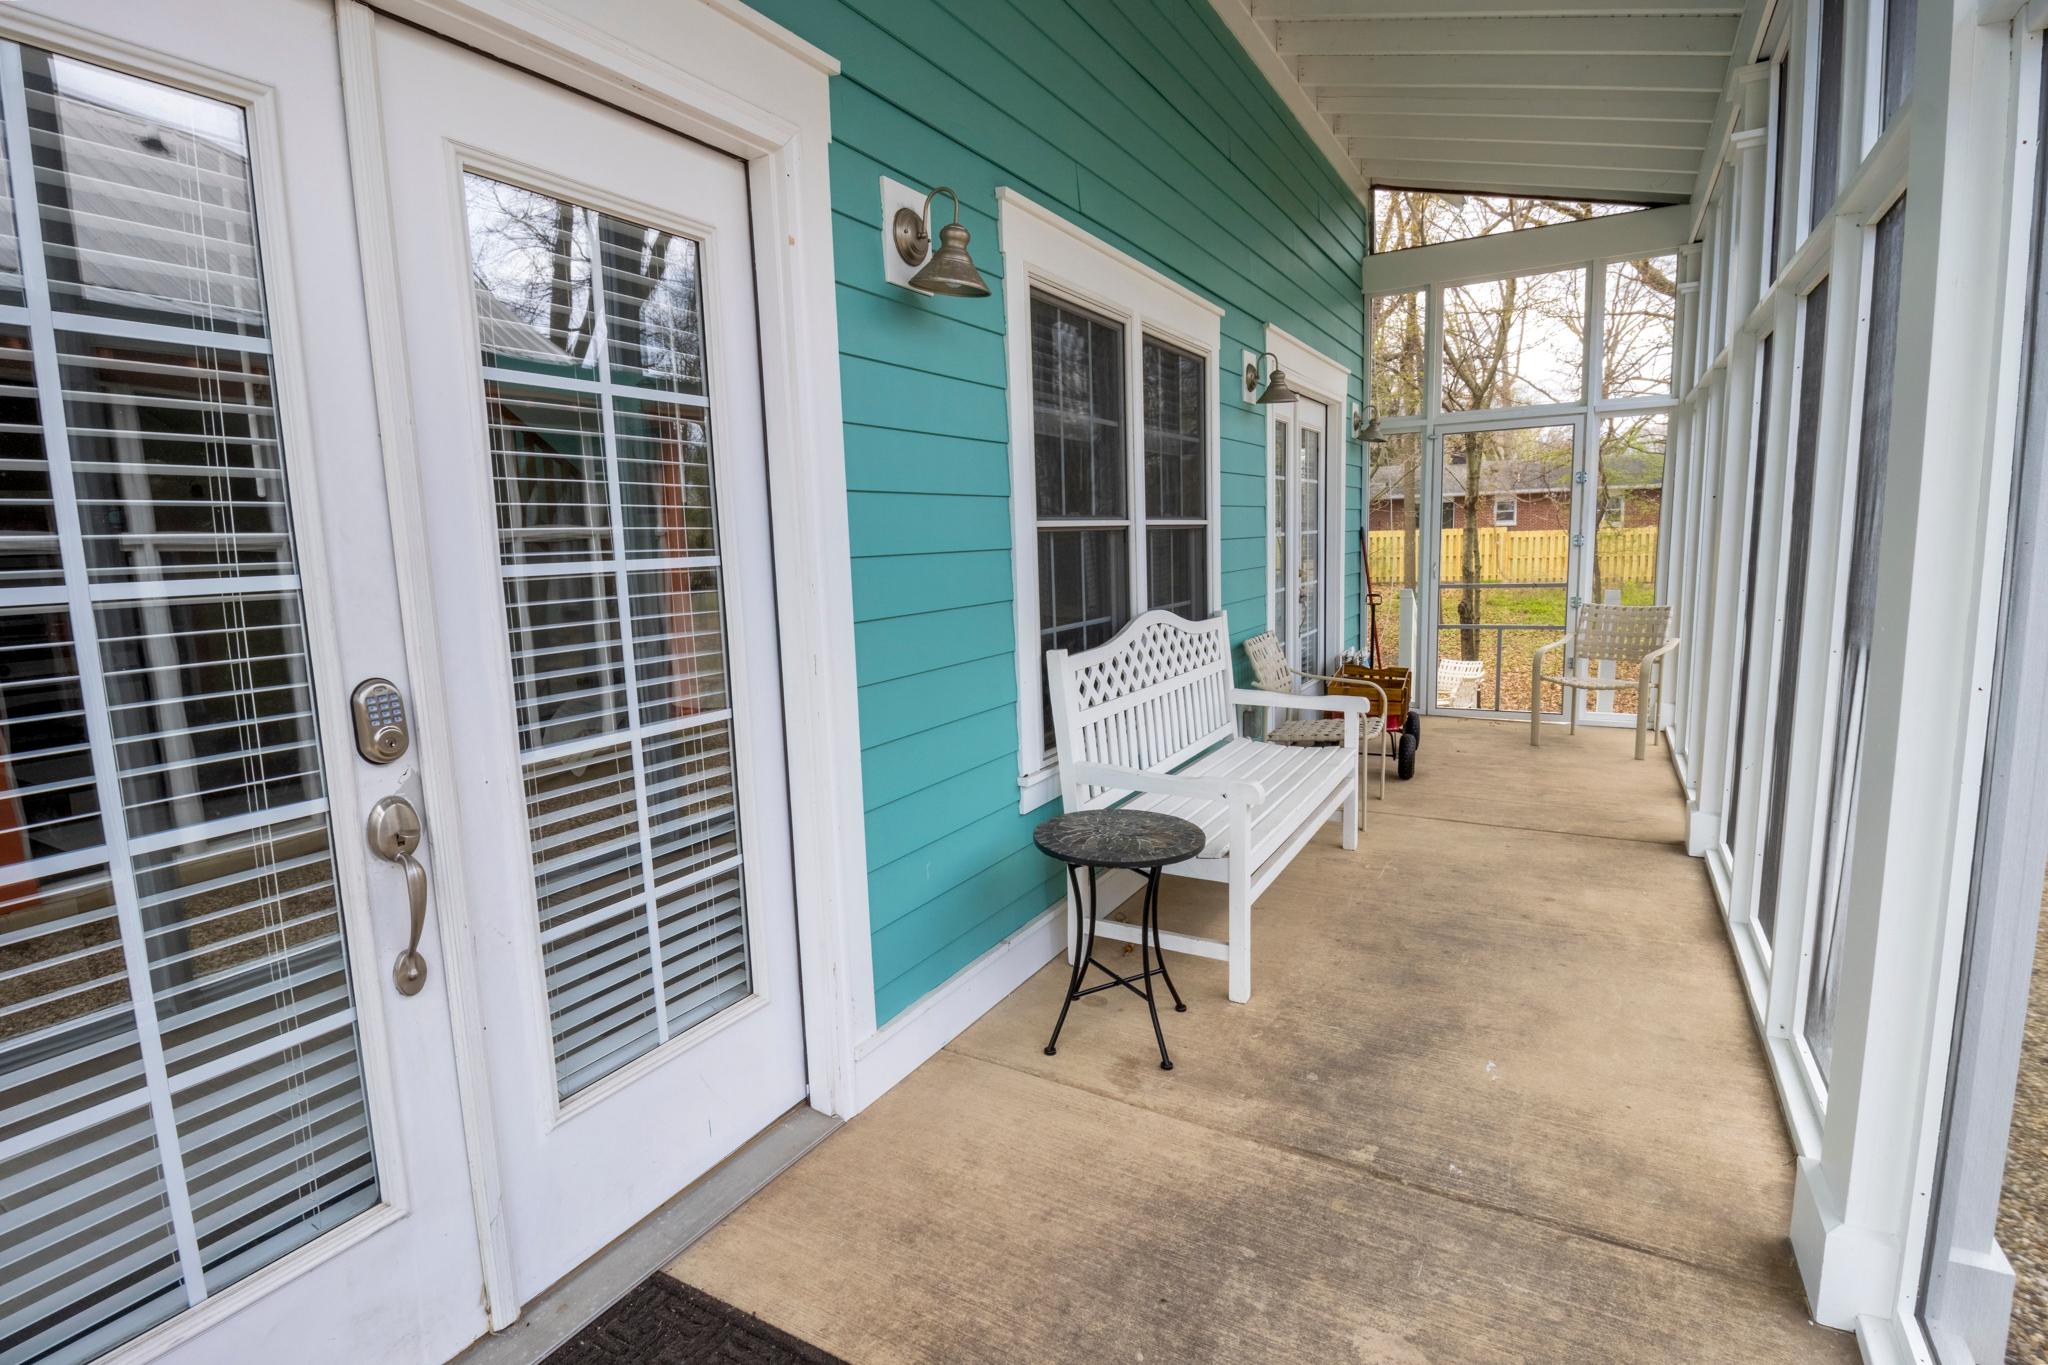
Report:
1046,611,1364,1002
1122,738,1352,865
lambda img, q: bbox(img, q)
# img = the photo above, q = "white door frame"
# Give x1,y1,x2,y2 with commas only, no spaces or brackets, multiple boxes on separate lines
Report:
1420,411,1589,719
333,0,867,1325
1259,324,1352,665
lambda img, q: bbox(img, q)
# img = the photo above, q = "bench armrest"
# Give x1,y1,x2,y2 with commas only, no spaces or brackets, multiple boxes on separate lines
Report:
1231,687,1376,716
1066,762,1267,808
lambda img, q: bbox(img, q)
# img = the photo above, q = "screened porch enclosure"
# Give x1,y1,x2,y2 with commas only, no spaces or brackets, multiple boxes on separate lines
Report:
1364,207,1679,722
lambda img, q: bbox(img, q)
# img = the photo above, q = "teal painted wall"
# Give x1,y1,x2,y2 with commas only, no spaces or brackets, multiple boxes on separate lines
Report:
749,0,1370,1023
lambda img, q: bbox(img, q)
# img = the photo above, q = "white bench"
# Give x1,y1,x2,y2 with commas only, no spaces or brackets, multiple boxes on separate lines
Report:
1046,610,1368,1003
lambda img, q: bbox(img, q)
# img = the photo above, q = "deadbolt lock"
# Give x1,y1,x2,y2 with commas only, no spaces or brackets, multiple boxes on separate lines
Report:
350,677,410,765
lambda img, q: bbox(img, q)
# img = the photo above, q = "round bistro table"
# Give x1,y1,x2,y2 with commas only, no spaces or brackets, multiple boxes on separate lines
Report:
1033,809,1206,1071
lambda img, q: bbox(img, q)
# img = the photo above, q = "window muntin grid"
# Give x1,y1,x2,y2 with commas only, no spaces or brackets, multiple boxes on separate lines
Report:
462,172,749,1100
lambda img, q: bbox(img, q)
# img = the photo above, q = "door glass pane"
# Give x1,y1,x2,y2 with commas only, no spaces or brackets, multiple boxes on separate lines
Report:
1590,415,1669,716
2,49,380,1364
1437,425,1574,713
465,172,749,1099
1365,431,1422,667
1271,417,1289,636
1807,203,1905,1080
1441,269,1584,411
1295,419,1323,671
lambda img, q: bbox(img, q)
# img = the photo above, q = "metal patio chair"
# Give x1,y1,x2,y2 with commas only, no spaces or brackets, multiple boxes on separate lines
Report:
1244,630,1392,813
1528,602,1679,760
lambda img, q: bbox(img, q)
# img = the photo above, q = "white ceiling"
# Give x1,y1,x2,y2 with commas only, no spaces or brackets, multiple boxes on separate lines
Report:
1226,1,1749,205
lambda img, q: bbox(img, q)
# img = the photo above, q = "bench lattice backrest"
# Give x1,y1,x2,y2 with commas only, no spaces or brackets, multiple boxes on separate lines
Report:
1047,610,1235,810
1573,603,1672,664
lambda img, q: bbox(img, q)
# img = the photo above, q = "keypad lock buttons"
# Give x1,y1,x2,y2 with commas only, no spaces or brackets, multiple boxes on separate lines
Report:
351,678,411,765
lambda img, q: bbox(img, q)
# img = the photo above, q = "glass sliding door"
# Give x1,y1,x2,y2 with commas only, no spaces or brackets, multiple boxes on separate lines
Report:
1432,421,1579,715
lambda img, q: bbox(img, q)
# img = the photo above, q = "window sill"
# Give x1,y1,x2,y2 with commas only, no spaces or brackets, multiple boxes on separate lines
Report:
1019,764,1060,814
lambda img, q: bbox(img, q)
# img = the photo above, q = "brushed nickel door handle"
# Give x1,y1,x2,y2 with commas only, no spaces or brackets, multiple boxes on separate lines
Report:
367,795,429,996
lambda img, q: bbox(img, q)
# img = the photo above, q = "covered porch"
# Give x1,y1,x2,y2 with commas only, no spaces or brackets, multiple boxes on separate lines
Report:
670,720,1850,1363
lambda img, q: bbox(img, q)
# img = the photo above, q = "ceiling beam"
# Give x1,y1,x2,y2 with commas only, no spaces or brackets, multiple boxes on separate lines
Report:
1361,159,1699,197
1253,0,1738,15
1330,113,1708,148
1347,138,1705,174
1316,90,1723,121
1274,15,1738,57
1362,203,1691,294
1297,53,1733,91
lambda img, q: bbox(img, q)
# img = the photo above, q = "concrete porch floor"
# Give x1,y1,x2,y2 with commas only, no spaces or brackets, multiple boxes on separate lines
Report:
670,717,1856,1363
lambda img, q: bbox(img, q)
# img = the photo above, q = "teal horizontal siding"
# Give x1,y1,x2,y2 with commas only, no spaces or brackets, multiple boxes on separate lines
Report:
748,0,1369,1023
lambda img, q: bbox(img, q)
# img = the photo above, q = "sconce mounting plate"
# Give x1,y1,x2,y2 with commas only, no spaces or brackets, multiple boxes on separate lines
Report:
893,206,931,267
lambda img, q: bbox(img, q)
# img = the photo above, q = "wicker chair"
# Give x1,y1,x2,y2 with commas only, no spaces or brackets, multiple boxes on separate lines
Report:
1244,631,1392,818
1528,603,1679,760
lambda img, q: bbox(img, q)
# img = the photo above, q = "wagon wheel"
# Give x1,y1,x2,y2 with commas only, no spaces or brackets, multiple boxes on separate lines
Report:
1404,711,1422,742
1396,727,1419,780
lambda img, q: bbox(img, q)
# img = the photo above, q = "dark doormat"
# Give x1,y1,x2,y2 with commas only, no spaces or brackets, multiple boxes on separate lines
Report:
542,1275,848,1365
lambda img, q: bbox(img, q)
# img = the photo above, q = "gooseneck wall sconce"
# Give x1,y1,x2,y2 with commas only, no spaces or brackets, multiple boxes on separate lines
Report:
1243,351,1299,405
1351,404,1387,444
891,186,991,298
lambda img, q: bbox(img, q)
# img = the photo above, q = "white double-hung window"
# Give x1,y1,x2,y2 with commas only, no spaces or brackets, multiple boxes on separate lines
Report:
996,190,1222,811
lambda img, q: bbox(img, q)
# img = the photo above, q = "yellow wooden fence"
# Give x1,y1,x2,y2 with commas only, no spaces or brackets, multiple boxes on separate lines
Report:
1366,527,1659,586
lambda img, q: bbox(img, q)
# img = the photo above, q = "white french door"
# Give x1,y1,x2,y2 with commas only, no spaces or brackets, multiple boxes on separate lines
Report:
1,4,487,1365
1271,396,1331,672
365,16,807,1307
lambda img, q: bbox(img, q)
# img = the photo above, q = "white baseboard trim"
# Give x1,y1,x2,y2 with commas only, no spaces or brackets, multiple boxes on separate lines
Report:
847,881,1122,1114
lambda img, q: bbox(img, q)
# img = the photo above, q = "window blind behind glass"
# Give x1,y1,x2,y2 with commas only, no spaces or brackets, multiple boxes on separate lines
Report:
1,45,379,1365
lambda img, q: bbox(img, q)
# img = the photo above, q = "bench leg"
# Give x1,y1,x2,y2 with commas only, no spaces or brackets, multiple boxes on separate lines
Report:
1227,858,1252,1004
1342,775,1360,849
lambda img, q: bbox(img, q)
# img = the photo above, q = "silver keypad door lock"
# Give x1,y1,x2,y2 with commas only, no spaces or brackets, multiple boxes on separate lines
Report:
350,677,410,764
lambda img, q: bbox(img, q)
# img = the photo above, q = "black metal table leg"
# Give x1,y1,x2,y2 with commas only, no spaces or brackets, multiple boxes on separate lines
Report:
1139,865,1173,1070
1044,863,1097,1057
1146,861,1186,1014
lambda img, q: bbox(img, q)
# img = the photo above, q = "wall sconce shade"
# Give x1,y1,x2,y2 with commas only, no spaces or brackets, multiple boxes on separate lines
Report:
1243,351,1298,404
892,186,990,298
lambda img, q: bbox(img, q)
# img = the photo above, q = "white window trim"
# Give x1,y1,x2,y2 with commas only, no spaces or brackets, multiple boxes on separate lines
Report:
998,188,1223,812
1258,325,1353,665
